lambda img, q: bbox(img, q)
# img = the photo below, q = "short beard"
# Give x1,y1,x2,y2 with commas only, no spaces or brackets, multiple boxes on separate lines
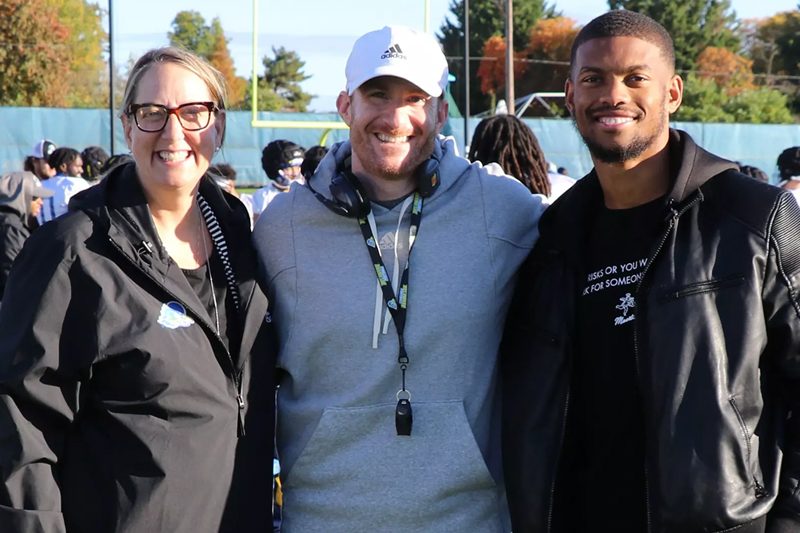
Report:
582,133,654,164
358,129,437,181
573,107,666,164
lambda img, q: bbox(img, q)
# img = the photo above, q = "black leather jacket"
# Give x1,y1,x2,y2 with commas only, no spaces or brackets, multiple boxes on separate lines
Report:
502,130,800,533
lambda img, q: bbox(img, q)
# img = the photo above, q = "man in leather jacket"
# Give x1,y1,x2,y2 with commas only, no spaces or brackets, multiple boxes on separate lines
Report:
502,10,800,533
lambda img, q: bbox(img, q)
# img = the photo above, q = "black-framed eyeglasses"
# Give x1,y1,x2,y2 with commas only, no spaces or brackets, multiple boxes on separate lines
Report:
126,101,218,133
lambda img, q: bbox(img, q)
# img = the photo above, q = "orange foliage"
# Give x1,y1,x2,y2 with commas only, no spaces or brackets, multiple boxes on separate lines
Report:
208,32,247,108
526,17,579,61
476,35,528,96
0,0,71,106
695,47,755,96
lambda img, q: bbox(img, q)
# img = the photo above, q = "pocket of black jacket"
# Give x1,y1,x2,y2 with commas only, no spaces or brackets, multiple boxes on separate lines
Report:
658,275,745,302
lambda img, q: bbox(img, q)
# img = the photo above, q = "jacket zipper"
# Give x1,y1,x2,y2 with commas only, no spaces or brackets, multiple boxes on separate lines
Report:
108,236,246,437
728,397,768,498
632,195,700,533
542,251,572,533
546,386,570,533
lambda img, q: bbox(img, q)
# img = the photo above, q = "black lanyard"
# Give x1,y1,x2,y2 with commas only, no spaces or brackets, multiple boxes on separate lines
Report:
357,192,423,436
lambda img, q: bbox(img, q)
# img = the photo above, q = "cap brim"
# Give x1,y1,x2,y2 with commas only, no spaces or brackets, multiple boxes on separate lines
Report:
348,64,443,97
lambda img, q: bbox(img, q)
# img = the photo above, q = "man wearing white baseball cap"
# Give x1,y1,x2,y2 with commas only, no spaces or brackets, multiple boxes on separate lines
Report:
254,25,545,531
27,139,57,182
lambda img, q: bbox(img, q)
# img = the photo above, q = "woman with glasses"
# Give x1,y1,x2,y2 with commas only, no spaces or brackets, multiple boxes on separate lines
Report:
0,47,275,532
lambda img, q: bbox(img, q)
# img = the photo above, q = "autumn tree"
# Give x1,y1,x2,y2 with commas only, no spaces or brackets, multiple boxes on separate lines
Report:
207,20,247,108
0,0,71,106
438,0,557,114
748,10,800,78
608,0,739,72
476,35,528,110
168,11,248,109
695,46,755,95
517,16,579,114
40,0,107,107
248,46,313,112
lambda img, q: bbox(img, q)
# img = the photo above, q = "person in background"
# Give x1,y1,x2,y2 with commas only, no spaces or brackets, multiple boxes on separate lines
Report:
502,10,800,533
468,114,575,201
0,172,53,298
777,146,800,204
0,46,275,532
81,145,110,182
254,25,544,532
210,162,254,225
299,145,329,181
250,140,305,224
28,139,57,182
99,153,134,175
737,163,770,183
39,147,91,224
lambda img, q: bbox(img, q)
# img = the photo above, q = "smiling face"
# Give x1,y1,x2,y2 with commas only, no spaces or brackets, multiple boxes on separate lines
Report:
337,76,447,197
122,62,225,199
566,36,682,167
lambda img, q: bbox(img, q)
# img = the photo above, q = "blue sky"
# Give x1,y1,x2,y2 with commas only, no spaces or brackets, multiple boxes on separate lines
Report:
111,0,800,112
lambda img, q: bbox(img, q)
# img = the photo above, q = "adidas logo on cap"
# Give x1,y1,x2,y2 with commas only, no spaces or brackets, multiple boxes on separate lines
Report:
381,43,406,60
345,26,449,97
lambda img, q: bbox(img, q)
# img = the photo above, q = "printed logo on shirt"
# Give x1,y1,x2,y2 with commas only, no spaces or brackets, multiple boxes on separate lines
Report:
581,257,648,327
582,258,648,296
157,301,195,329
614,293,636,325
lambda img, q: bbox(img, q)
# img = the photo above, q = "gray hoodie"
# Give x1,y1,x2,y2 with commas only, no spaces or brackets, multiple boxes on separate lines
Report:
0,172,52,295
254,136,545,532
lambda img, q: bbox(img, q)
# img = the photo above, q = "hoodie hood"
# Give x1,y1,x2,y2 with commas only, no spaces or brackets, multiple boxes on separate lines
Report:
308,135,469,202
665,128,738,202
0,171,53,219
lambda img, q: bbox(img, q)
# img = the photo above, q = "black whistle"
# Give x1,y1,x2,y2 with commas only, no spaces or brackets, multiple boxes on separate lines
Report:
395,398,413,436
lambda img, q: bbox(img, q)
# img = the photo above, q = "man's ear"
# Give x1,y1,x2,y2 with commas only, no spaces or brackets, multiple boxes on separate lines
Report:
564,77,575,117
336,91,352,126
667,74,683,114
435,97,448,133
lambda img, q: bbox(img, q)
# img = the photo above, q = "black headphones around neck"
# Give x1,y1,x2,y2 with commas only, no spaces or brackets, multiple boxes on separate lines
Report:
308,156,440,218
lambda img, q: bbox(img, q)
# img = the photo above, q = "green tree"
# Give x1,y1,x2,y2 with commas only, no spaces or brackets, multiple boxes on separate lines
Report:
168,10,216,58
608,0,740,72
676,73,794,123
0,0,72,106
248,46,312,112
438,0,557,114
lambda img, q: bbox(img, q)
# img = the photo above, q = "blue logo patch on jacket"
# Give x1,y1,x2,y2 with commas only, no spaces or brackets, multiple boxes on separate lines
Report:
158,301,195,329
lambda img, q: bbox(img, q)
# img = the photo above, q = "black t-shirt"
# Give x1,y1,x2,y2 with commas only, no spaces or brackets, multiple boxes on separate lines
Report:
553,195,664,532
181,251,241,359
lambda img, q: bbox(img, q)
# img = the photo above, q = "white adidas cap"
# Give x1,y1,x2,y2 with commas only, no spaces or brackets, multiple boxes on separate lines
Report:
345,26,449,97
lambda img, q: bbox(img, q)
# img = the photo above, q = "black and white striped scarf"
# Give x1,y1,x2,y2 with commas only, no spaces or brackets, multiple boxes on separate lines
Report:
197,194,241,312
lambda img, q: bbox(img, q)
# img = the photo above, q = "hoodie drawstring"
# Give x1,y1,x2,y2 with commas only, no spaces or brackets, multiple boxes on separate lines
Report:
370,196,414,348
